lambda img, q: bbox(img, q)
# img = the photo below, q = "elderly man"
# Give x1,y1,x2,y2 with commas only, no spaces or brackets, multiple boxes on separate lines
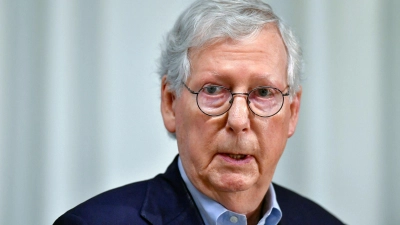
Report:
55,0,343,224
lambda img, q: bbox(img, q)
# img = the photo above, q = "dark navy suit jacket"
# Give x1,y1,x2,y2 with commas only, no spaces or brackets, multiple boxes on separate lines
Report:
54,156,344,225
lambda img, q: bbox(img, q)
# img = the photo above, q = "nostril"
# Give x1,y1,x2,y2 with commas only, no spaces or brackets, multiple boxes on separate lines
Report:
229,126,248,132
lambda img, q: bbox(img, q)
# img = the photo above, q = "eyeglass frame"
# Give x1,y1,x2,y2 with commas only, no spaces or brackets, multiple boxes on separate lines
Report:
182,82,290,117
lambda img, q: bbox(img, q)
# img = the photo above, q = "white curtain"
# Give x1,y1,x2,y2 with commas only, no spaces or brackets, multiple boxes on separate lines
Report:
1,0,399,224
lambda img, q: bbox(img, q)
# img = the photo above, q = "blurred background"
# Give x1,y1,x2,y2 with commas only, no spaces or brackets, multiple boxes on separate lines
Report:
1,0,399,224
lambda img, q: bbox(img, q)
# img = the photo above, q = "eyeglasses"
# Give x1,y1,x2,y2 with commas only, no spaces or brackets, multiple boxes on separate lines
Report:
182,82,290,117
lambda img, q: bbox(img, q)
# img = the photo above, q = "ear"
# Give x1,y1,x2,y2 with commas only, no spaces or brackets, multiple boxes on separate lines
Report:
287,87,302,138
160,75,177,133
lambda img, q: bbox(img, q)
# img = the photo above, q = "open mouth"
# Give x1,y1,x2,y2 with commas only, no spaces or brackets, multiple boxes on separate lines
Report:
227,154,248,160
218,153,253,164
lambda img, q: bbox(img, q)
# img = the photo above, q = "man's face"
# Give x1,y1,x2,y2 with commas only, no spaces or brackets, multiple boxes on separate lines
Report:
161,24,301,200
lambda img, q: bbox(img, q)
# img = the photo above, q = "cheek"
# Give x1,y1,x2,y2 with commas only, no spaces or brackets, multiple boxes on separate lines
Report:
256,114,289,160
175,100,210,156
175,96,196,133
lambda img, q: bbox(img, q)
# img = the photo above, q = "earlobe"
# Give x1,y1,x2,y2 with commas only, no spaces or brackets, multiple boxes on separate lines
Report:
288,87,302,138
160,76,177,133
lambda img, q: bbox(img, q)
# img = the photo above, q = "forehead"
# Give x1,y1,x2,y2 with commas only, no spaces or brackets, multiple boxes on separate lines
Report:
188,24,288,86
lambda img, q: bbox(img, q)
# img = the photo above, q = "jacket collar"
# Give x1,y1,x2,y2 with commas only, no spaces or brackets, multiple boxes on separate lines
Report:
140,155,205,225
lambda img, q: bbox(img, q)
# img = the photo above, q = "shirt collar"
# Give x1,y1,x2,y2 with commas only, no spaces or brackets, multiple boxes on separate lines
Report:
178,157,282,225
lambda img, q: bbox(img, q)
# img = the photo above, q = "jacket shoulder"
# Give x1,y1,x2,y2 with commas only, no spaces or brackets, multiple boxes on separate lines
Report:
273,183,344,225
54,156,204,225
54,180,151,225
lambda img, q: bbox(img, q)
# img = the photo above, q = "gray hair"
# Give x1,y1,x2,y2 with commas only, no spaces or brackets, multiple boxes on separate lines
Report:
158,0,303,97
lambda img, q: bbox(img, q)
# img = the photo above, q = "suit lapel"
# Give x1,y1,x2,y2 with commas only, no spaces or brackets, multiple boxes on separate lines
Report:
140,156,205,225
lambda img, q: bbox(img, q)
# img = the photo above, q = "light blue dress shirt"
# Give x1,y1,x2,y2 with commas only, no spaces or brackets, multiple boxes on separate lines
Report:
178,157,282,225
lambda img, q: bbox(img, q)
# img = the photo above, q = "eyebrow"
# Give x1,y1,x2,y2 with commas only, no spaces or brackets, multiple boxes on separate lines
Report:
208,71,275,79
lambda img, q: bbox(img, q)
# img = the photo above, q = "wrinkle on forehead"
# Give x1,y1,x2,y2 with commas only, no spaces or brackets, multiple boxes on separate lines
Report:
187,27,287,92
188,25,287,80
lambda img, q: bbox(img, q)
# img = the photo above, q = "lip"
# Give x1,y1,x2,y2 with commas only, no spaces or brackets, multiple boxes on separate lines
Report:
217,153,254,165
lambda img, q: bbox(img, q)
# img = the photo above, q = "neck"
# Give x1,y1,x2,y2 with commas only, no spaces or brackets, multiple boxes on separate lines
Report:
208,188,267,224
246,201,264,225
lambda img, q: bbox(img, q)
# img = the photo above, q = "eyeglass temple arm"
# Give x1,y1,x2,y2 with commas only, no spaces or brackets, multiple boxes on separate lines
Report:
283,86,291,96
182,82,198,94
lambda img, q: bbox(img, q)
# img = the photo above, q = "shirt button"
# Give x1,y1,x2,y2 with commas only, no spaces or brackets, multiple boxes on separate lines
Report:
230,216,238,223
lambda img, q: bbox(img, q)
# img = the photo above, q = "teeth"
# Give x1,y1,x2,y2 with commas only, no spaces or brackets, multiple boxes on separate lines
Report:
228,154,246,160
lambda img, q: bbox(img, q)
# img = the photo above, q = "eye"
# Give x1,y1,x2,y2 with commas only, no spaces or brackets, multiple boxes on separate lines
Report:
202,85,224,95
256,88,272,97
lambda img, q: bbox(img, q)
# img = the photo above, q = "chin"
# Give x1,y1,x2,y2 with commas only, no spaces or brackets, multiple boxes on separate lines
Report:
209,172,258,192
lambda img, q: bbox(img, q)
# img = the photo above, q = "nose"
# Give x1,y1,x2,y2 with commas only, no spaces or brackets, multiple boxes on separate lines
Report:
226,94,251,133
